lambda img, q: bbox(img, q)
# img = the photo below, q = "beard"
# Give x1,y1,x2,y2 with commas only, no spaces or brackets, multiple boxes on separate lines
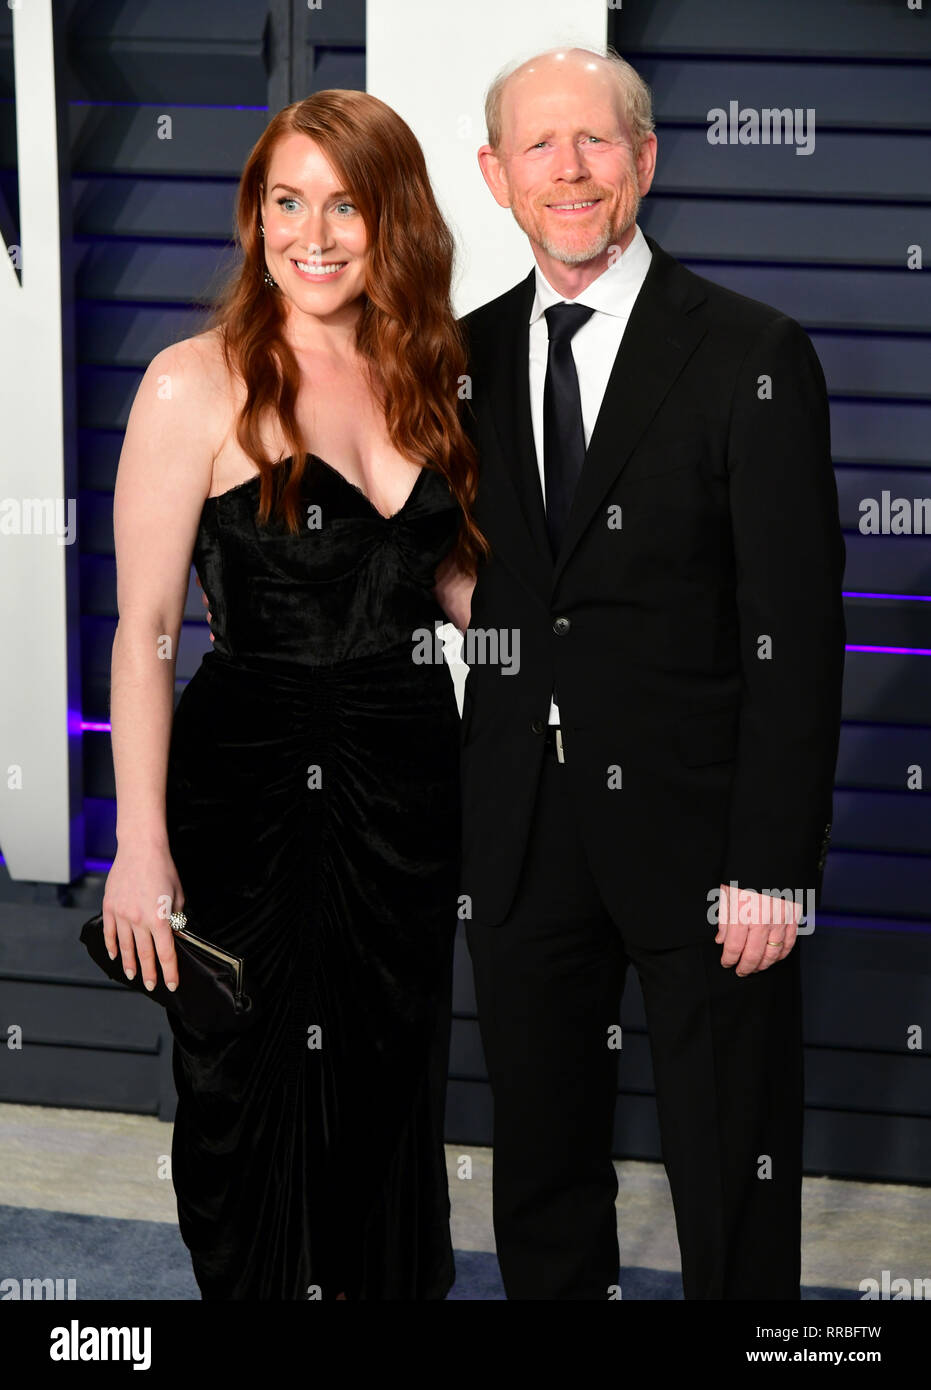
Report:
509,171,642,266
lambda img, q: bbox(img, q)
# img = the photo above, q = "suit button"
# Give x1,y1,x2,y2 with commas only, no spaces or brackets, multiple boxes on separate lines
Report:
553,616,571,635
530,718,545,734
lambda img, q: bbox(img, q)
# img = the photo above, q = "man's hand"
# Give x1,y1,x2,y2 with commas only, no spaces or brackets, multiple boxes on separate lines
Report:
715,883,800,975
195,574,215,643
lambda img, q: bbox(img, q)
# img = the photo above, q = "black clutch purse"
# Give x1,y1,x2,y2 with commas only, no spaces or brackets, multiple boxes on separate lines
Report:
79,908,255,1034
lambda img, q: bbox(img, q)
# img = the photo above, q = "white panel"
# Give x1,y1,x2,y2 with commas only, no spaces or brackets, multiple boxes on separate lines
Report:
366,0,608,316
367,2,607,708
0,0,81,881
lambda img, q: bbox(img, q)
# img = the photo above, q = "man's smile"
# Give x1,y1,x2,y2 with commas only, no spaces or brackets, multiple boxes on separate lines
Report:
545,198,603,214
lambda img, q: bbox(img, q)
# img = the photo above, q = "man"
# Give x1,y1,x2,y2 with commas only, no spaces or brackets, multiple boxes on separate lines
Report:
458,45,846,1300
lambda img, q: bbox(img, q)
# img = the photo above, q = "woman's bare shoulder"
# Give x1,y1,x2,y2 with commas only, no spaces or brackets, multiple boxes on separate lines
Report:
133,328,241,445
145,326,232,393
116,330,237,486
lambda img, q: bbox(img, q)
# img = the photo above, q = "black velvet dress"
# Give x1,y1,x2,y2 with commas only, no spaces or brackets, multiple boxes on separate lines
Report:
164,454,462,1300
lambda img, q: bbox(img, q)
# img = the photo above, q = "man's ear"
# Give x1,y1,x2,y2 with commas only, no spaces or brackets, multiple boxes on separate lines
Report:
635,132,658,199
477,145,512,209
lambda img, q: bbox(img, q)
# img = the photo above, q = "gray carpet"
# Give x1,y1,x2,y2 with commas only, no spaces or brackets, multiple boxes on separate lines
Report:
0,1204,855,1299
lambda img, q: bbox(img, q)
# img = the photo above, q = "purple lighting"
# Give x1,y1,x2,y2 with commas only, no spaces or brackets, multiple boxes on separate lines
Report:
81,721,112,733
846,644,931,656
844,591,931,603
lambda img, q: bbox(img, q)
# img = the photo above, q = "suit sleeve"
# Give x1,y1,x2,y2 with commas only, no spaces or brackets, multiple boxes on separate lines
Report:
721,314,846,901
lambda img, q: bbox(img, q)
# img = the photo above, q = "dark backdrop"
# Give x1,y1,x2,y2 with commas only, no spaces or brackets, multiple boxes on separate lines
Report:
0,0,928,1184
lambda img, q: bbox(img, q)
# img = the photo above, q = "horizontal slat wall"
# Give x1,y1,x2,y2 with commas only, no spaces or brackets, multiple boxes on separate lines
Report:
68,0,364,863
3,901,928,1182
0,896,175,1117
616,0,931,932
64,2,265,873
445,924,931,1183
562,0,931,1183
448,1,931,1187
2,0,929,1186
0,2,365,1123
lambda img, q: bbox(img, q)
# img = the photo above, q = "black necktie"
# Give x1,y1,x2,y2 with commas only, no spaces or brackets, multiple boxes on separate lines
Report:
542,301,595,557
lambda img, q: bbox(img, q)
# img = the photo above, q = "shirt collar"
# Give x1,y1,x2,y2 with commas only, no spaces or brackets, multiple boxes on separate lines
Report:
529,222,652,324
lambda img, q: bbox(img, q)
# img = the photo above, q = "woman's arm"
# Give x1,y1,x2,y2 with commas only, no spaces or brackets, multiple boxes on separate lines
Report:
103,336,219,990
433,551,475,632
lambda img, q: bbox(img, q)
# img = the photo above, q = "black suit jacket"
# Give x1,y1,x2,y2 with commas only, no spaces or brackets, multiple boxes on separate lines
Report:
457,234,846,946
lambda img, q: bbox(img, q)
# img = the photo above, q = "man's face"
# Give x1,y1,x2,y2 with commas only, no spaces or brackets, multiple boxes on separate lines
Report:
479,56,656,271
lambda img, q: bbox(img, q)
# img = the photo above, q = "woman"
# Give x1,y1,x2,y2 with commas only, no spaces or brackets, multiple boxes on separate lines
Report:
101,89,482,1300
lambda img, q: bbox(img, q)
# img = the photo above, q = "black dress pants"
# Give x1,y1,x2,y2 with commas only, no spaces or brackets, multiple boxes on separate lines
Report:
465,748,804,1300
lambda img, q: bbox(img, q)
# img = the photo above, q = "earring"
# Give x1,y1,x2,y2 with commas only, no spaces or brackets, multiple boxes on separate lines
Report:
258,224,276,287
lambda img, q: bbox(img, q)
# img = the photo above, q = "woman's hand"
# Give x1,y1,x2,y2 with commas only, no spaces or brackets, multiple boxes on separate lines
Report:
102,843,184,991
106,332,218,997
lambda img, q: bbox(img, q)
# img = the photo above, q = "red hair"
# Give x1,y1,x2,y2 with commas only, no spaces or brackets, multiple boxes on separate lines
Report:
203,89,488,574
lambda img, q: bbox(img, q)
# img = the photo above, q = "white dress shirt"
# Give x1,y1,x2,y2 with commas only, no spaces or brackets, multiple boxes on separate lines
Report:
528,221,652,723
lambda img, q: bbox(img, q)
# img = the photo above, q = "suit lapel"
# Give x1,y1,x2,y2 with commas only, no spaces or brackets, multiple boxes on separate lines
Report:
474,237,710,600
478,269,553,600
551,238,708,589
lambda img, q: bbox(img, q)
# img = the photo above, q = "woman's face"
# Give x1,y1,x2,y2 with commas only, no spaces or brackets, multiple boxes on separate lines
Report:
259,131,369,320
